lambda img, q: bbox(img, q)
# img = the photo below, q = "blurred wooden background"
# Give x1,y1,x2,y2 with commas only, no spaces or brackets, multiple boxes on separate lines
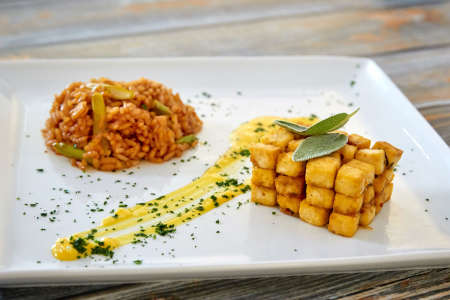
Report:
0,0,449,299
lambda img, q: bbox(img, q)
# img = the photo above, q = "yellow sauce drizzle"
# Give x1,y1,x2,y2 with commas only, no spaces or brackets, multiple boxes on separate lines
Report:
52,116,314,261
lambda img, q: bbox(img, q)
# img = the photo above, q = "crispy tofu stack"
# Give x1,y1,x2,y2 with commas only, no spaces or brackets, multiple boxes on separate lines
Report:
251,128,403,238
250,128,305,215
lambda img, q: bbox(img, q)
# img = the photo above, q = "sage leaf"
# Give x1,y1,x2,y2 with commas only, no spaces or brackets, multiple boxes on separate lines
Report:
273,120,307,134
293,133,348,161
275,108,359,136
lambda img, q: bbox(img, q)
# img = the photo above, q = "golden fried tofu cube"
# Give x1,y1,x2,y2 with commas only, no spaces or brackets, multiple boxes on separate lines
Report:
261,128,294,150
305,185,335,209
276,152,305,177
333,193,363,215
251,184,276,206
360,203,376,226
251,167,275,188
348,134,371,149
250,143,280,169
373,141,403,168
330,151,342,164
363,185,375,204
287,139,304,152
339,144,357,163
346,159,375,185
277,194,301,215
373,168,395,194
374,191,386,214
355,149,386,175
328,212,360,237
335,164,366,197
299,201,330,226
275,175,305,196
305,156,341,189
384,182,394,202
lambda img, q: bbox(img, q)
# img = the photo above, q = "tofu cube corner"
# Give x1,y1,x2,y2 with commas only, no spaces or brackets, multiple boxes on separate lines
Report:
346,159,375,185
335,164,366,197
372,141,403,168
251,184,276,206
339,144,357,163
261,128,294,150
276,152,305,177
250,143,280,169
277,194,301,215
348,134,371,149
287,139,304,152
275,175,305,196
333,193,363,215
305,156,341,189
251,167,276,188
299,201,330,226
328,212,360,237
305,185,335,209
355,149,386,175
373,168,395,194
359,203,376,226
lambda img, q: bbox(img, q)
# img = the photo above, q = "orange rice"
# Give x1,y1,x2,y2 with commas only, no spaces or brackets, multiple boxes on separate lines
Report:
42,77,203,171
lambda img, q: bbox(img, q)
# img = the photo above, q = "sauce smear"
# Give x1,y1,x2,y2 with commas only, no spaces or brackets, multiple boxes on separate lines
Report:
52,116,313,261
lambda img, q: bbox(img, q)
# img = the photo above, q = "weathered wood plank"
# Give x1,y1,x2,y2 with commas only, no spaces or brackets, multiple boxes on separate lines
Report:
374,45,450,103
0,0,446,50
2,2,448,61
1,269,449,300
418,101,450,145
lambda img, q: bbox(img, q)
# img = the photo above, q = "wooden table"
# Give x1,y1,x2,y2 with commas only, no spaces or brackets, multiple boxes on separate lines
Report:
1,0,449,299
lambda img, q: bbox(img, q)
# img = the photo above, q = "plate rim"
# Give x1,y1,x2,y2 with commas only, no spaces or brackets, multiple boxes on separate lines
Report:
1,56,449,285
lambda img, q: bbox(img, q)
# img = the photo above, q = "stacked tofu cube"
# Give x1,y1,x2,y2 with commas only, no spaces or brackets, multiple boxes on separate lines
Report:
250,128,403,238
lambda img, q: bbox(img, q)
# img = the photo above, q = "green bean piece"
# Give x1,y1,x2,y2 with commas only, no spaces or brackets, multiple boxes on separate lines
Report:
105,85,135,100
53,143,85,160
92,92,106,135
153,100,172,115
176,135,197,144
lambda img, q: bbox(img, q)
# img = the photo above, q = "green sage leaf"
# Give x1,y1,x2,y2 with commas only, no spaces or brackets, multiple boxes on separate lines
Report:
293,133,348,161
275,108,359,136
273,120,307,134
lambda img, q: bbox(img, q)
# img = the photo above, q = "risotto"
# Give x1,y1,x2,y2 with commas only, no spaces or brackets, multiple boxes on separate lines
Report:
42,78,203,171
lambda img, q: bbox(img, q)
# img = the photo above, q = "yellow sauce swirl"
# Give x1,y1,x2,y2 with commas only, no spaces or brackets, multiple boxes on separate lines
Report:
52,116,313,261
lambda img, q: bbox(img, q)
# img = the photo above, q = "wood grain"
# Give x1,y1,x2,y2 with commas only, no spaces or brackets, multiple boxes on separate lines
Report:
374,45,450,103
1,269,449,299
2,1,449,59
0,0,447,50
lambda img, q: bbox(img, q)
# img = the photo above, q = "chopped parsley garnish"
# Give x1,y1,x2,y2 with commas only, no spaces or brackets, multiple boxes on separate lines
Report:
216,178,239,187
70,237,88,254
154,222,176,236
133,260,143,265
239,149,250,157
36,168,44,173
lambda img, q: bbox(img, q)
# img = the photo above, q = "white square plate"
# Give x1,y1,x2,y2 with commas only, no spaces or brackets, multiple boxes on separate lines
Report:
0,57,449,286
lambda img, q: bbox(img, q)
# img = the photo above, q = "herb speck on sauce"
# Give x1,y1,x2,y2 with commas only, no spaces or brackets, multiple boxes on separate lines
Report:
133,260,142,265
308,114,317,121
36,168,44,173
350,80,356,87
